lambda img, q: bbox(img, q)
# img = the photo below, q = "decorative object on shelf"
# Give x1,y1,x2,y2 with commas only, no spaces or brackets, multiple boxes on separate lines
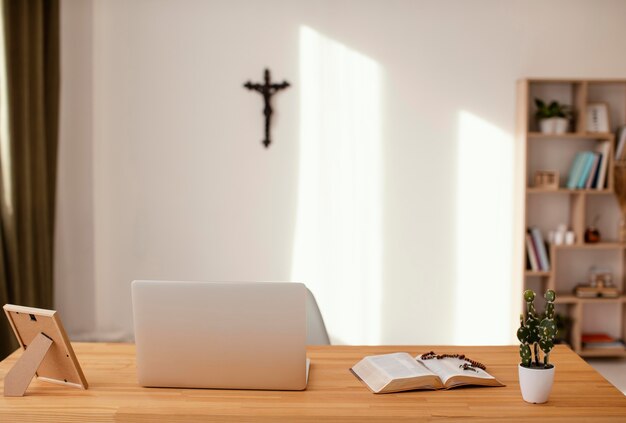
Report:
585,222,602,244
584,227,601,243
551,225,576,246
565,230,576,245
549,223,568,246
586,102,610,133
589,267,613,287
517,289,557,404
243,68,290,148
584,215,601,243
534,98,571,134
574,267,620,298
534,170,559,190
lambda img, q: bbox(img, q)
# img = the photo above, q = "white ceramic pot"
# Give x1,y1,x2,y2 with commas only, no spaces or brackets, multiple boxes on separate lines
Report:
539,118,555,134
539,117,569,134
518,364,555,404
553,117,568,134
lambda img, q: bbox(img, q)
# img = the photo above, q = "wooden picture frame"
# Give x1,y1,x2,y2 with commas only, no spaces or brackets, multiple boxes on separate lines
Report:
534,170,559,190
3,304,88,396
586,102,610,133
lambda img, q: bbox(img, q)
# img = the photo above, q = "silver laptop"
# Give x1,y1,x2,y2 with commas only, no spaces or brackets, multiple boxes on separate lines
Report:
131,280,309,390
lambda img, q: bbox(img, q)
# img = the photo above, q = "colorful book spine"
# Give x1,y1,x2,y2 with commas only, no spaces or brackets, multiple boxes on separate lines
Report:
616,126,626,161
595,141,611,190
567,152,586,189
530,227,550,271
525,232,539,271
585,153,600,189
577,152,595,189
591,154,603,188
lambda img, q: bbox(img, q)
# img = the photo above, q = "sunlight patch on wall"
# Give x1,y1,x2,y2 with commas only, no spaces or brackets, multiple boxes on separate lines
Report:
455,111,515,345
291,26,382,344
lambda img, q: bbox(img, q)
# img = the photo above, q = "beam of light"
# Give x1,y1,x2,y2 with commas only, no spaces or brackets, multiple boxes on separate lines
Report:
292,26,382,344
0,0,13,216
455,111,517,345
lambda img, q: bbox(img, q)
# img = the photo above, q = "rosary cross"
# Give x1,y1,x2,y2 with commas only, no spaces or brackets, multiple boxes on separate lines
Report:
244,69,290,148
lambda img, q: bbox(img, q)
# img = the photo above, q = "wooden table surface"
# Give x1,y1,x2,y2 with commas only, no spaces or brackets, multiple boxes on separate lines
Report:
0,343,625,422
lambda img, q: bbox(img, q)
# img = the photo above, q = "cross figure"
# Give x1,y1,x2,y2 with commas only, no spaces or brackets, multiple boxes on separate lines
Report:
244,69,290,148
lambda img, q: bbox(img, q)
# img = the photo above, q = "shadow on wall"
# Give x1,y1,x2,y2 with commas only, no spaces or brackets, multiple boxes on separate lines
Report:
291,26,383,345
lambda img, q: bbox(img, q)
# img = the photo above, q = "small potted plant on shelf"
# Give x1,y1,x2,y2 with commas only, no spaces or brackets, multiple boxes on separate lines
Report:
517,289,557,404
535,98,572,134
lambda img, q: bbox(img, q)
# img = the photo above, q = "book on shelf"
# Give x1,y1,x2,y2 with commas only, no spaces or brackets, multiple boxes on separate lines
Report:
584,153,600,189
595,141,611,189
616,125,626,161
565,142,611,190
567,152,587,189
350,352,504,394
582,333,625,349
577,152,595,188
529,227,550,271
525,232,540,271
584,341,625,349
591,153,603,188
582,333,615,343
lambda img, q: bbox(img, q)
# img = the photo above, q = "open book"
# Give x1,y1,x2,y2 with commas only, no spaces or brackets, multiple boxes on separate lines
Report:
351,352,504,394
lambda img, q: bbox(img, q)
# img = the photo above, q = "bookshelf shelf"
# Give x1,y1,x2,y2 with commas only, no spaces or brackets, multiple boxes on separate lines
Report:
579,348,626,358
526,188,613,195
554,243,626,250
525,270,551,277
555,294,626,304
518,78,626,358
528,132,614,140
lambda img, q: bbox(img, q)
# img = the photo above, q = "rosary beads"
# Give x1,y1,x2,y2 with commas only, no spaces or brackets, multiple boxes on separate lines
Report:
419,351,487,371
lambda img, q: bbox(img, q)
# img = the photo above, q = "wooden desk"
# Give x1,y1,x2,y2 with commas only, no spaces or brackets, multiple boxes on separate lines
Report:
0,343,625,421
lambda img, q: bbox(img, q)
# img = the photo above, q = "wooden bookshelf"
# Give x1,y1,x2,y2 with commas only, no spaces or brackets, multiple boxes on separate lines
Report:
518,78,626,358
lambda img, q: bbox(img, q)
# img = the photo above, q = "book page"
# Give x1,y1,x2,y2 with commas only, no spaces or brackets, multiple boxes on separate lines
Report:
370,353,435,379
415,356,499,387
351,353,440,393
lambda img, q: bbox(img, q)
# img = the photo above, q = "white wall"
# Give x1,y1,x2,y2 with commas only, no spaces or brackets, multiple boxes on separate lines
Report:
57,0,626,344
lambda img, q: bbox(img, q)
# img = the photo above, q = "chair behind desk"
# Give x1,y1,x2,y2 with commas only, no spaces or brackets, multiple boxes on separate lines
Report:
306,287,330,345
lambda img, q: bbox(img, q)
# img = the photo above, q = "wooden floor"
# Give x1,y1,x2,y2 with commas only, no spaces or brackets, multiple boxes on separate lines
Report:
1,343,626,421
588,358,626,394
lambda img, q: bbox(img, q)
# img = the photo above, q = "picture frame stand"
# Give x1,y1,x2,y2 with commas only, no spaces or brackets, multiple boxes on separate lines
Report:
4,332,53,397
2,304,88,397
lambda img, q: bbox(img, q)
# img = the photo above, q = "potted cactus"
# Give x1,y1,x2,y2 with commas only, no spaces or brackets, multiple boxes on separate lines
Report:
535,98,571,134
517,289,557,403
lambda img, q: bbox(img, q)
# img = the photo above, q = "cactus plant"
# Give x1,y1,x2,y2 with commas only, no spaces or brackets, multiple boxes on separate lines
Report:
517,289,557,368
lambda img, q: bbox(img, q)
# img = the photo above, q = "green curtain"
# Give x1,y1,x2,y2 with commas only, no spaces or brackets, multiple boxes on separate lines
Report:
0,0,60,359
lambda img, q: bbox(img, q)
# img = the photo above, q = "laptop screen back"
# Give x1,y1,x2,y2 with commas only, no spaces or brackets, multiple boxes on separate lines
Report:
132,280,307,390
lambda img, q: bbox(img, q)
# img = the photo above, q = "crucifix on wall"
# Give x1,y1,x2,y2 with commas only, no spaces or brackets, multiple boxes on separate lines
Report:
243,68,290,148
